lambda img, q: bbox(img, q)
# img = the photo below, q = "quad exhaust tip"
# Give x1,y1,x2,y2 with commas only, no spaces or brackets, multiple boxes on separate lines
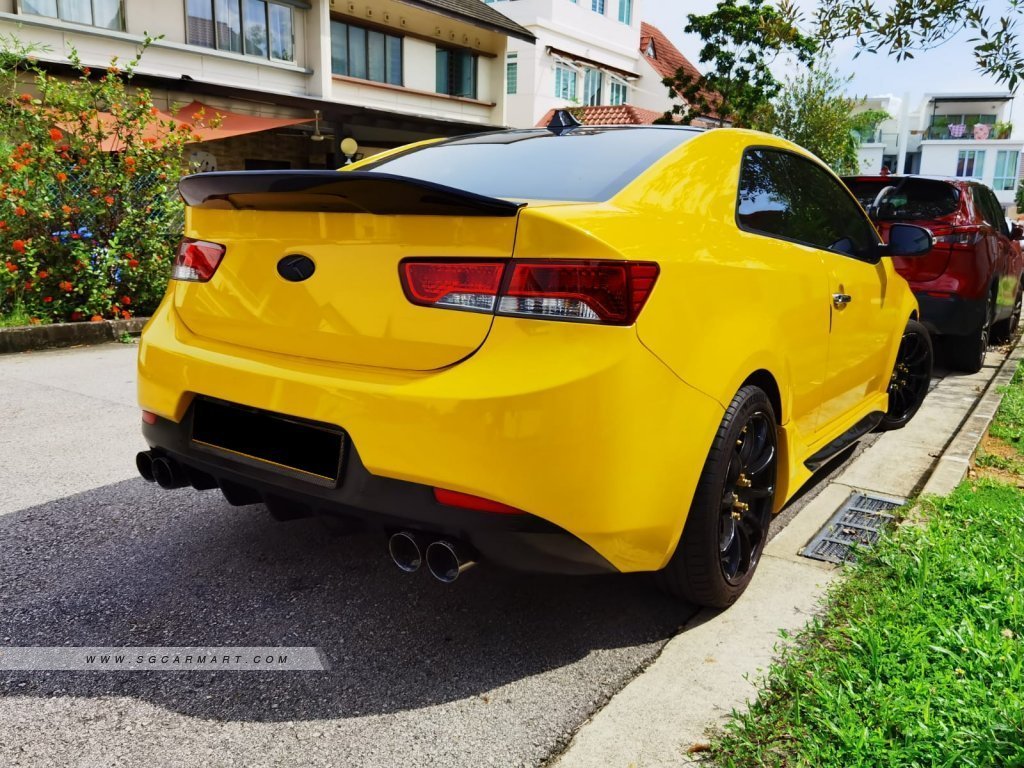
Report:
425,540,477,583
136,451,155,483
388,531,425,573
137,451,190,490
388,533,478,582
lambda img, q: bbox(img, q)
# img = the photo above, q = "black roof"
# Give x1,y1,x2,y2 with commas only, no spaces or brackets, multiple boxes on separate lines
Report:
397,0,536,43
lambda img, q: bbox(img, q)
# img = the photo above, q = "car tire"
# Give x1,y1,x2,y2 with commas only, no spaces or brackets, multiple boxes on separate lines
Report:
991,283,1022,344
657,385,777,609
946,300,992,374
878,319,933,431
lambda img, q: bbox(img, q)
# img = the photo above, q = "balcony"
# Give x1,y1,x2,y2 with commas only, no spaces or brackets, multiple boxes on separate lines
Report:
925,116,1011,141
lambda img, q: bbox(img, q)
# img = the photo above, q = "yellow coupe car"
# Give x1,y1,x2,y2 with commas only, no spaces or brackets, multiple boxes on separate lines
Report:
136,120,934,608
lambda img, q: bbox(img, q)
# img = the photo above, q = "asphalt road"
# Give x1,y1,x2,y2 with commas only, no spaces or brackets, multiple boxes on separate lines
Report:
0,342,923,767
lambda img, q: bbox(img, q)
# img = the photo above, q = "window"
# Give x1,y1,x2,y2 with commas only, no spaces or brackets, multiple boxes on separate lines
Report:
738,148,879,259
186,0,295,62
331,21,402,85
609,80,628,106
583,67,603,106
591,0,605,12
506,52,518,95
436,47,477,98
554,65,577,101
994,150,1019,191
362,127,697,203
956,150,986,178
617,0,632,24
844,178,960,221
22,0,122,29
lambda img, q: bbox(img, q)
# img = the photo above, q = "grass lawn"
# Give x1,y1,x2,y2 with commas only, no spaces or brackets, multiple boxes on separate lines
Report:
713,365,1024,767
0,305,36,328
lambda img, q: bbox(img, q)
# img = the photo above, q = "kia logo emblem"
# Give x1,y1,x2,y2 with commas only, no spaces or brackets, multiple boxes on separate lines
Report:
277,254,316,282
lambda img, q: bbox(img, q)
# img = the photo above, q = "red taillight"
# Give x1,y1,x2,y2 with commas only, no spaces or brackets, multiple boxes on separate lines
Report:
433,487,525,515
932,226,982,249
141,410,158,425
400,259,659,325
172,238,226,282
500,260,658,325
400,260,506,312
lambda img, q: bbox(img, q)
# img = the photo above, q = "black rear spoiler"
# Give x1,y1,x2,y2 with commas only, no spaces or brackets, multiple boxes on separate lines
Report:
178,171,524,218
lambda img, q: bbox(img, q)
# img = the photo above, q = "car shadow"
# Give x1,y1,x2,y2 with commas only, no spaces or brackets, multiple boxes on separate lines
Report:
0,479,695,722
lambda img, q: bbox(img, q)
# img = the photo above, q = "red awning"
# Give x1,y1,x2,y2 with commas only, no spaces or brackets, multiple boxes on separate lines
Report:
96,100,312,151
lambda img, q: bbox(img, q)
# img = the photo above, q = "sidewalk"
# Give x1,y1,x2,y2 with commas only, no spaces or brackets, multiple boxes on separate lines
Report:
548,342,1020,768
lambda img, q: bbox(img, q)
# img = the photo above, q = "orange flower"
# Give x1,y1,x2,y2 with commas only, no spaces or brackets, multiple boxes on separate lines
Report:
142,136,158,145
128,259,140,269
70,311,83,321
4,261,16,273
14,206,26,216
90,315,103,322
12,239,25,253
23,280,32,290
18,93,31,102
0,221,6,230
90,187,100,196
42,296,52,303
124,156,136,167
37,270,48,279
121,309,131,319
104,196,114,206
61,205,72,215
56,172,67,183
48,128,63,142
58,280,73,292
121,295,132,305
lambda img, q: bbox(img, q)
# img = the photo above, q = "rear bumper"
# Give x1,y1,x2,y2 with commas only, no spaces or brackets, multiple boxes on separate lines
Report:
913,291,987,338
137,299,725,573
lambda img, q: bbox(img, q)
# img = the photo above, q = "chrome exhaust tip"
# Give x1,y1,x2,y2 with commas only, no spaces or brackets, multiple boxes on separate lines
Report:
425,540,477,583
388,531,426,573
151,456,188,490
135,451,155,482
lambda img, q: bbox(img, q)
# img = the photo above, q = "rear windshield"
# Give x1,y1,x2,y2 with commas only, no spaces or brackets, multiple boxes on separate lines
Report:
843,178,960,221
360,127,698,202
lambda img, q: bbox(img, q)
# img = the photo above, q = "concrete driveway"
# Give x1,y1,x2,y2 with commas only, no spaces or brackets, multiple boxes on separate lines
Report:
0,342,958,767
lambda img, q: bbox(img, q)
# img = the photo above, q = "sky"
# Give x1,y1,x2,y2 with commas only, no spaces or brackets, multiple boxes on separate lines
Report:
642,0,1013,113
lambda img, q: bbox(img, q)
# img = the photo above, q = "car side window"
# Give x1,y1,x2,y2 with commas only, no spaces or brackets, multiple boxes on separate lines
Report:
977,187,1008,236
737,148,880,260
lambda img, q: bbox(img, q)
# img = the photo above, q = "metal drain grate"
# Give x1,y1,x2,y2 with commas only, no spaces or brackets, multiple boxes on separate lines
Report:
802,491,905,564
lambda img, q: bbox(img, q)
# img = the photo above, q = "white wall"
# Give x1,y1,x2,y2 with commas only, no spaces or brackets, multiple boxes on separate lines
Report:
492,0,642,127
856,145,885,175
919,140,1024,206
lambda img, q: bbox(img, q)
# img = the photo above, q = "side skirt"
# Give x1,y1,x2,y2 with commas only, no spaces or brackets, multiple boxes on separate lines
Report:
803,411,885,472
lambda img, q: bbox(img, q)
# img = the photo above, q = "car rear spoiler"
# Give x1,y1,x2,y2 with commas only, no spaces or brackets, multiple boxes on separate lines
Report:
178,170,525,218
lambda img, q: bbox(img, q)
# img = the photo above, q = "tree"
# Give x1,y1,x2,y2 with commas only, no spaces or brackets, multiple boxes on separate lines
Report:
659,0,817,128
0,37,202,323
815,0,1024,88
752,67,868,174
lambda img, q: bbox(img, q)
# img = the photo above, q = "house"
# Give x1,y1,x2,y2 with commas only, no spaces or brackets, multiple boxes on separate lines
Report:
0,0,534,168
854,92,1022,209
483,0,644,128
633,20,718,127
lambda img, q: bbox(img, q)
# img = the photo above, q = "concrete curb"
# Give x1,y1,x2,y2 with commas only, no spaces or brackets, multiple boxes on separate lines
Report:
920,334,1024,497
0,317,148,354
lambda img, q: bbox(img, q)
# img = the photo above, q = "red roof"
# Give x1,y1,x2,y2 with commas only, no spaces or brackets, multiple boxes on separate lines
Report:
536,105,667,127
639,21,720,120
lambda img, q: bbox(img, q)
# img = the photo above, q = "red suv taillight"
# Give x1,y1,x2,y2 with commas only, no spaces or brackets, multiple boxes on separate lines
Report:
400,259,659,326
172,238,226,282
932,226,983,249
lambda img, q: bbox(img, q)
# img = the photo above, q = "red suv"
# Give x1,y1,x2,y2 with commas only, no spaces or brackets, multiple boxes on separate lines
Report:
844,176,1024,372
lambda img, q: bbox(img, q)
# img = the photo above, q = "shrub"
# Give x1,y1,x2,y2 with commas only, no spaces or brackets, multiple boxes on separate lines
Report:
0,36,200,323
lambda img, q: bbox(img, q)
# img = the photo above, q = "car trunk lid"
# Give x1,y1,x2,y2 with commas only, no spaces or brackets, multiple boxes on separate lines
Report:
173,171,523,370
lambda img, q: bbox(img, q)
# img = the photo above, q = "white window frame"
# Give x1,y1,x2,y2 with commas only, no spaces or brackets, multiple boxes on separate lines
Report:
956,149,986,179
994,150,1020,190
617,0,632,24
609,78,628,106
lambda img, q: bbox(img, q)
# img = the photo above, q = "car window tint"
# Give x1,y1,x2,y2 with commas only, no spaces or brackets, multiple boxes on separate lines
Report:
844,178,960,221
738,148,879,259
975,186,1007,235
360,127,698,202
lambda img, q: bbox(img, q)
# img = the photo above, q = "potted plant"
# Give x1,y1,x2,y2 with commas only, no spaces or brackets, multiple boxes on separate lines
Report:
994,121,1013,139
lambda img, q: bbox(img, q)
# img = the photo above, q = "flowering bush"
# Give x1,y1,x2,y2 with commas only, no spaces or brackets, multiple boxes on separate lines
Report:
0,36,199,323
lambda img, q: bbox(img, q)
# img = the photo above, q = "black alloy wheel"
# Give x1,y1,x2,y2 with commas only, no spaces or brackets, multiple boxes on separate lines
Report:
718,410,776,585
657,385,778,608
879,319,933,431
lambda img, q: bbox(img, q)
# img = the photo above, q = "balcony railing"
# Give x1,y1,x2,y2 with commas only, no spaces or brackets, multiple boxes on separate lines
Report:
926,123,1010,140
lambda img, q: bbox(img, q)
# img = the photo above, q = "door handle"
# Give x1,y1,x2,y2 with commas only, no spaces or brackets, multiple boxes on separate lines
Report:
832,293,852,309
